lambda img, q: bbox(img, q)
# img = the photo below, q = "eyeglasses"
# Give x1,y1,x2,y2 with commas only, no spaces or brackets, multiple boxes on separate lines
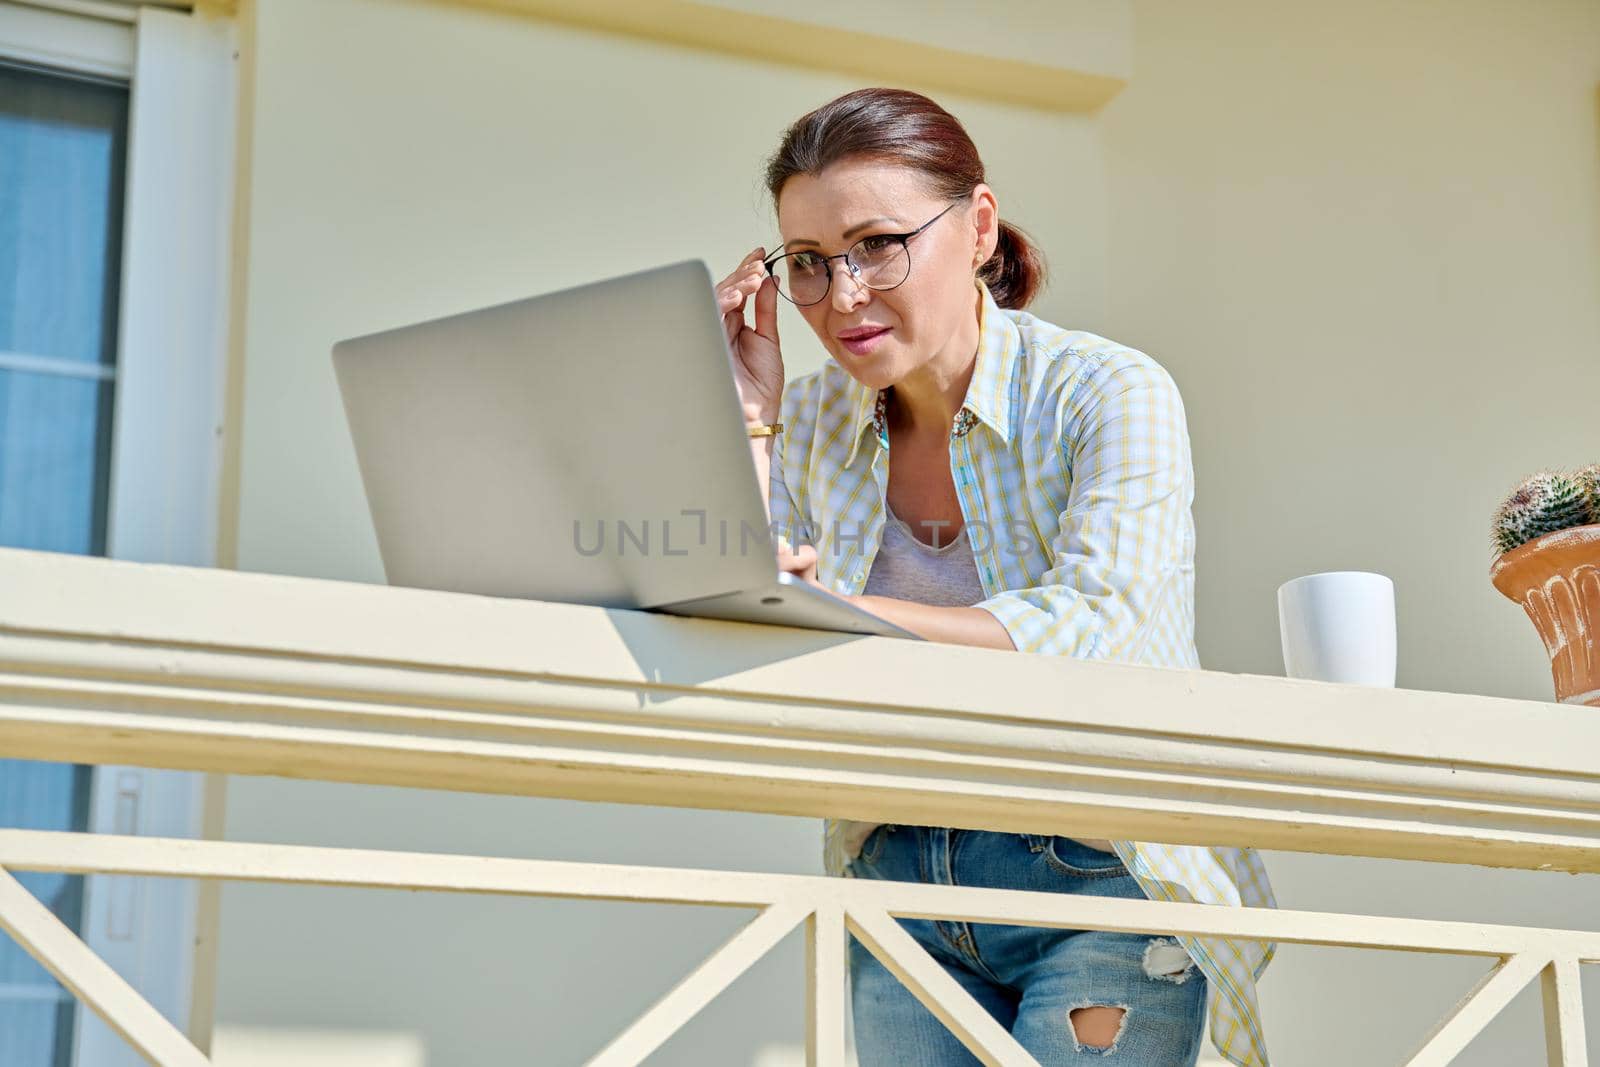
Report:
762,200,962,307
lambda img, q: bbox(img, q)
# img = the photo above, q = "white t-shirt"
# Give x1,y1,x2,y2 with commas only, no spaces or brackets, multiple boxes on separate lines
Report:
840,500,1115,861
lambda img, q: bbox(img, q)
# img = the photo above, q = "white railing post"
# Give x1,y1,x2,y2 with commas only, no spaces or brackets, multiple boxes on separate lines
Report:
1540,957,1588,1067
806,900,849,1067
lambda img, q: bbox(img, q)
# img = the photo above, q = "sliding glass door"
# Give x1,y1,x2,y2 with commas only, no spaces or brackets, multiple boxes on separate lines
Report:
0,57,128,1067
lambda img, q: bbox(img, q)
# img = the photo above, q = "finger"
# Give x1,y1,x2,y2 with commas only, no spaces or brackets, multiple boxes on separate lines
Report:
725,249,764,282
754,275,780,344
721,273,763,320
778,543,817,574
776,538,808,560
717,271,763,314
715,252,766,296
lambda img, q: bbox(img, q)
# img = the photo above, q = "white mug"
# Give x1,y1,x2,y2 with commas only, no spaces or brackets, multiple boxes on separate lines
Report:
1277,571,1397,686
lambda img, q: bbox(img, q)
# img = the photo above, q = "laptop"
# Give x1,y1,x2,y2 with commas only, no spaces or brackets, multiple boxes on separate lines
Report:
331,259,918,640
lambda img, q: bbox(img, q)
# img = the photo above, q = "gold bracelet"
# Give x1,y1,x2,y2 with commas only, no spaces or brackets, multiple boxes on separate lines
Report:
746,421,783,438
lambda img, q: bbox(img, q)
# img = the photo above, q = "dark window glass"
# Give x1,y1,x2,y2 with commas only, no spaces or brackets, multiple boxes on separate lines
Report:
0,59,129,1067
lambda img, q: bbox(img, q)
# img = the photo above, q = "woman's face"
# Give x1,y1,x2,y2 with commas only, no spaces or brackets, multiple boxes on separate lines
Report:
775,159,995,391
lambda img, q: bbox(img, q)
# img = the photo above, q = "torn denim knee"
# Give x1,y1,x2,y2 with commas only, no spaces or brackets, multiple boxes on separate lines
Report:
1067,1001,1129,1055
1142,937,1198,984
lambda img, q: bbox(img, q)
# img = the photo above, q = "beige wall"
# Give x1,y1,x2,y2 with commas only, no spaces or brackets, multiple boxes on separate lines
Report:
1098,0,1600,1062
215,0,1600,1063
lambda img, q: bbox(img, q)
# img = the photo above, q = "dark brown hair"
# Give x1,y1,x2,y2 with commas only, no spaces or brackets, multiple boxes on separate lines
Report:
764,87,1046,310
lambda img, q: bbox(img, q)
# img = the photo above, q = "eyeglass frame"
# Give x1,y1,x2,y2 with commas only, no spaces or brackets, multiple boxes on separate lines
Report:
761,198,965,307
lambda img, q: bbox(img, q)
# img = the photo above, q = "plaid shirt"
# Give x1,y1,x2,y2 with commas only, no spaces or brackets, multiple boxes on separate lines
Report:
768,281,1278,1067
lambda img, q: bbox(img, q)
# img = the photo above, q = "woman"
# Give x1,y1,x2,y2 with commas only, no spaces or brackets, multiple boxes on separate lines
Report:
717,88,1275,1067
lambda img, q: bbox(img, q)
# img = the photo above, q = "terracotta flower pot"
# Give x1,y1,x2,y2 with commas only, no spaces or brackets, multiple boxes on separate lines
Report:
1490,523,1600,707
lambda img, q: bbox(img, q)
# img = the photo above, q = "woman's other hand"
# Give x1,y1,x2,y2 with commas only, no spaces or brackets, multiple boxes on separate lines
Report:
775,535,819,585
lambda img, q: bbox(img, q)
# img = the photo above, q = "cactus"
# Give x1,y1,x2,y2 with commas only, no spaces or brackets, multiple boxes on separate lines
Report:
1575,463,1600,525
1491,480,1541,555
1492,468,1596,556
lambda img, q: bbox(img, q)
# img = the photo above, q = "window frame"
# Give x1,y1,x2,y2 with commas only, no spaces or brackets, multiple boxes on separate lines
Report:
0,2,236,1063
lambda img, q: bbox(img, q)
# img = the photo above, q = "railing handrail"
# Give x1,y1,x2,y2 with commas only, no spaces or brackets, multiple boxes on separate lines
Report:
1,545,1596,873
5,828,1598,961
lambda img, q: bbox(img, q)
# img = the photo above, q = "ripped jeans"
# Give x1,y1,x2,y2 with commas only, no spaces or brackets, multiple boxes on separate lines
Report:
847,826,1208,1066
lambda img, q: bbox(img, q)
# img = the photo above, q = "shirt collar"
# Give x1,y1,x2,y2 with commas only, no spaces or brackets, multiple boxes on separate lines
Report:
843,279,1017,467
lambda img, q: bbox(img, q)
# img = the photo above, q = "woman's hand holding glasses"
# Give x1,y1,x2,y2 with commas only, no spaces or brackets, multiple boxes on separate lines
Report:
716,248,784,426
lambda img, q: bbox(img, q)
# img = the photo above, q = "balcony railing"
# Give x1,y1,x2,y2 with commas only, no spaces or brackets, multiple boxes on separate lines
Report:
0,545,1594,1066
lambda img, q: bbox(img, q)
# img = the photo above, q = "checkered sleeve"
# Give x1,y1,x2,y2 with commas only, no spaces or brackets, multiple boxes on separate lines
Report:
766,380,810,551
974,362,1193,660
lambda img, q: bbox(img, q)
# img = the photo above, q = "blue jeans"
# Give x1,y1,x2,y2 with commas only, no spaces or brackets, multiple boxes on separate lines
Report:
847,826,1208,1065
